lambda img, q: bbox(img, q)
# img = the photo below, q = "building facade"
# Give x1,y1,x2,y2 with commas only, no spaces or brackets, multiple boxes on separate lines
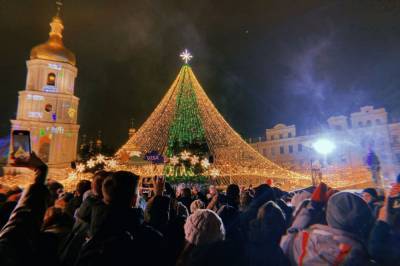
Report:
250,106,400,184
8,11,79,168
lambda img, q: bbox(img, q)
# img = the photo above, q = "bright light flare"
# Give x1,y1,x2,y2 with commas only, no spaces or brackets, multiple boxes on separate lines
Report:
312,139,336,155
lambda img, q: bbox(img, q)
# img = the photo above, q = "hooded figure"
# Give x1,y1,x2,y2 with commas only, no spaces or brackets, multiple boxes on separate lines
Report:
282,192,374,266
218,205,242,241
240,184,275,234
245,201,289,266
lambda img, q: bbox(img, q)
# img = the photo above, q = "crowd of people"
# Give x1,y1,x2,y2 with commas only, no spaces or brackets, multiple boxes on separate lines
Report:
0,153,399,266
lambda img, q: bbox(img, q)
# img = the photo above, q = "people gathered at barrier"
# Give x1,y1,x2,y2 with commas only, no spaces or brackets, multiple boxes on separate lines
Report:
0,154,399,266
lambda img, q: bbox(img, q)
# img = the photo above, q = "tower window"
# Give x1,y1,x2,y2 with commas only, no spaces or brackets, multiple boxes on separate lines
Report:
47,73,56,86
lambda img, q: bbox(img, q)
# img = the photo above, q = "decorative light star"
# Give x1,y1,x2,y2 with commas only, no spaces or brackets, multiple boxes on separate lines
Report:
76,163,85,173
107,159,117,168
190,155,200,165
180,49,193,64
180,150,191,160
170,156,180,166
87,159,96,168
96,154,105,164
201,158,210,169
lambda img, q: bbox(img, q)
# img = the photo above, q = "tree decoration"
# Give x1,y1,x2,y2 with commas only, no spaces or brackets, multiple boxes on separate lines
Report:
180,150,191,160
190,155,199,165
86,158,96,168
170,156,179,166
201,158,210,169
116,53,313,189
96,154,105,164
76,163,85,173
106,158,118,168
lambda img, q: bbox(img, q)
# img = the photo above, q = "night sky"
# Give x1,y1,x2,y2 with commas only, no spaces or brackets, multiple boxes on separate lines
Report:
1,0,400,149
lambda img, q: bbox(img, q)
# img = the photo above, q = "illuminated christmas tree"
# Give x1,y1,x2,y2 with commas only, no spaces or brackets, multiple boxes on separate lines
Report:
166,62,208,157
117,50,310,189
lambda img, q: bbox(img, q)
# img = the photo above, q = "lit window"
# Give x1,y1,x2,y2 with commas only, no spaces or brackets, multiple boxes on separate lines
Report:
280,146,284,154
47,73,56,86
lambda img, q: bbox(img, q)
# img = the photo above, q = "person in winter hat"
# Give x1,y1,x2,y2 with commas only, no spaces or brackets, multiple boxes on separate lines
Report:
362,187,382,218
177,209,238,266
184,209,225,246
282,191,374,266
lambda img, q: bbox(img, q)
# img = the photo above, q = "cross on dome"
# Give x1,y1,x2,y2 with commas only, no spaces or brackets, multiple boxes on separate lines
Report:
180,49,193,64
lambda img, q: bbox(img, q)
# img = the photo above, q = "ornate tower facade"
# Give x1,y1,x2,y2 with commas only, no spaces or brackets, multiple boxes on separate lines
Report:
9,9,79,168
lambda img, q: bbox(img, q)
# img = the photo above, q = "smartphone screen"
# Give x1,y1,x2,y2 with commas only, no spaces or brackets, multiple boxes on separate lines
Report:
12,130,31,162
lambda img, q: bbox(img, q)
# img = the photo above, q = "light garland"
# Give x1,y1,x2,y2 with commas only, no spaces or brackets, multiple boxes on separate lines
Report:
114,64,331,189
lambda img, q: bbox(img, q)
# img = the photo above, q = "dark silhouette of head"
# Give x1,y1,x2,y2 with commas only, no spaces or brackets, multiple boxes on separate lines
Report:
102,171,139,208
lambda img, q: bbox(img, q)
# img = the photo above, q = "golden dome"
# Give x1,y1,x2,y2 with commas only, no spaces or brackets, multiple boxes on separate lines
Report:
30,15,76,65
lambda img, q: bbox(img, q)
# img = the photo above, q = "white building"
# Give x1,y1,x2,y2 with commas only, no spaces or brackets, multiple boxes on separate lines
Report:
8,10,79,168
250,106,400,183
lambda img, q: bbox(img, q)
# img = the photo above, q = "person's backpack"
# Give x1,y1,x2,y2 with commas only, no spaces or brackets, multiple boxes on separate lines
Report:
283,224,372,266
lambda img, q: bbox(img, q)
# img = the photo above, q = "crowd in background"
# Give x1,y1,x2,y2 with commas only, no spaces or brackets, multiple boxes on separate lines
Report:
0,153,399,266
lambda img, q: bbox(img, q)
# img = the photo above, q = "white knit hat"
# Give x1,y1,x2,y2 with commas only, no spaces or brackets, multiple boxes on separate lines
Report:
184,209,225,246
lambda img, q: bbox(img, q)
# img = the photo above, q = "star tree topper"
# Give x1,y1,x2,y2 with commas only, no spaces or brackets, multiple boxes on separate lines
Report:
180,49,193,64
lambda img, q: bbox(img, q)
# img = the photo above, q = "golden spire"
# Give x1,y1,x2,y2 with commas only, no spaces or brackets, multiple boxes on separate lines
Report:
56,1,63,16
49,1,64,39
30,0,76,65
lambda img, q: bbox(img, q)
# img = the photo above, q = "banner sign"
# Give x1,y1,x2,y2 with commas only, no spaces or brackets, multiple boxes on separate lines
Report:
145,151,164,164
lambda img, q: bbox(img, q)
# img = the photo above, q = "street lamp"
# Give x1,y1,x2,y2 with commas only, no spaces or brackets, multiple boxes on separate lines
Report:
311,139,336,186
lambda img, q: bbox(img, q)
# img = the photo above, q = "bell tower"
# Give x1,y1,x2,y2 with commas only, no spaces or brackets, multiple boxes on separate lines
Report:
9,2,79,168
